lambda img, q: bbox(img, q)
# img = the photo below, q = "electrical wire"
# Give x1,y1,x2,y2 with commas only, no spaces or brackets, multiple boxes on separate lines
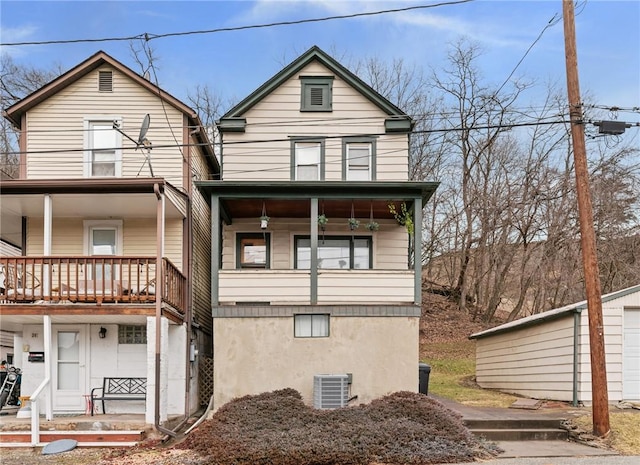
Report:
0,1,474,47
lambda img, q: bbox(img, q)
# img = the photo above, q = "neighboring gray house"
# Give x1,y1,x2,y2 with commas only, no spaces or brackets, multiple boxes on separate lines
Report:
470,285,640,405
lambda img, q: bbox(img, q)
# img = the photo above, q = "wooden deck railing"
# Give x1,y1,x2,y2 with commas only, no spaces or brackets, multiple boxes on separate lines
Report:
0,256,186,315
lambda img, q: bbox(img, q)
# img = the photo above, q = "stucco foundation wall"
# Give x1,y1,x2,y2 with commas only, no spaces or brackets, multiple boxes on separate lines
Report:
475,315,576,401
213,316,418,409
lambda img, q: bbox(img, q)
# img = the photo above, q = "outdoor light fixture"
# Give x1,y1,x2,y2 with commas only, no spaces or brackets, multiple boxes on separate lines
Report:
99,327,107,339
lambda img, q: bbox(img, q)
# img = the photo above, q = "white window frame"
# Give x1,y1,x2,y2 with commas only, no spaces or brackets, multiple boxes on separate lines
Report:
294,314,330,338
83,220,123,281
83,220,123,255
84,116,122,177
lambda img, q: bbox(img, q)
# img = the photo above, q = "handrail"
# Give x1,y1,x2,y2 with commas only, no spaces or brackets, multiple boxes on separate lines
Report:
29,371,50,445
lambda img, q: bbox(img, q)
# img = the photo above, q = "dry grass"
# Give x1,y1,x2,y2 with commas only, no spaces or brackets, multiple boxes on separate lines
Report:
572,410,640,455
422,340,518,408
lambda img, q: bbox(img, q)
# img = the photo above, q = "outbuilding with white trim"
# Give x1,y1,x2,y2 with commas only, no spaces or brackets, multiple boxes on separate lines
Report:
470,285,640,405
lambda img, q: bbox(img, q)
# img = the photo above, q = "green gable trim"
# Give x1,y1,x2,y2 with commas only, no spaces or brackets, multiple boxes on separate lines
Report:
221,45,411,119
385,116,414,133
218,117,247,133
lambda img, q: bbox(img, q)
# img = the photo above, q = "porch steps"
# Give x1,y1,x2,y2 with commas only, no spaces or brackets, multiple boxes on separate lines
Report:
0,430,144,447
465,418,569,441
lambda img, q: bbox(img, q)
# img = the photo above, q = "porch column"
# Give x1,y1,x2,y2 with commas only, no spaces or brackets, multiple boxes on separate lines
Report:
210,194,220,307
146,316,169,424
154,185,165,427
310,198,318,304
43,194,52,295
44,314,53,420
413,197,423,306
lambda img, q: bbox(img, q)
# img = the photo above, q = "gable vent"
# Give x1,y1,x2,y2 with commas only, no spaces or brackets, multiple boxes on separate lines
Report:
313,374,349,409
309,87,324,106
98,71,113,92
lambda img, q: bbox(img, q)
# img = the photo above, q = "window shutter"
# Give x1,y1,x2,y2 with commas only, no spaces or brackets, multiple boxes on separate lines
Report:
98,71,113,92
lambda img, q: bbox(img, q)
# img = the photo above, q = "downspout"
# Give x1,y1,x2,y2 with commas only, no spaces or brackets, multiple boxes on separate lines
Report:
178,117,192,429
154,183,176,438
572,309,582,407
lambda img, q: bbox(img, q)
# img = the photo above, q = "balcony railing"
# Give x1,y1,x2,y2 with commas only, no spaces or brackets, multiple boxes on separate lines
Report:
0,256,186,315
218,269,414,305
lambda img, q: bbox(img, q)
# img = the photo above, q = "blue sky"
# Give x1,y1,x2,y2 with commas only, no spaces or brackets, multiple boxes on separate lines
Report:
1,0,639,124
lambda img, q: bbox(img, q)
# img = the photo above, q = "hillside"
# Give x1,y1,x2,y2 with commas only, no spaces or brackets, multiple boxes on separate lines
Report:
420,292,495,345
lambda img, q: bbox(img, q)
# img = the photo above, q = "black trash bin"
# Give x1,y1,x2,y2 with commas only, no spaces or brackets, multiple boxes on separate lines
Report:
418,363,431,395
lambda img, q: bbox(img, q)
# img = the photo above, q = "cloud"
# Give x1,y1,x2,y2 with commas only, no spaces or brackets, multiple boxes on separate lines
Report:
0,24,39,56
233,0,541,50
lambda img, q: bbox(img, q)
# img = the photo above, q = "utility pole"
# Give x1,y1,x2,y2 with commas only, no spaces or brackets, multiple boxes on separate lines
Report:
562,0,610,437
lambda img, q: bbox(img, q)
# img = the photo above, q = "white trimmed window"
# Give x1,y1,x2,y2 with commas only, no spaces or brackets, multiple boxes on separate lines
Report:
84,118,122,177
83,220,123,280
294,314,329,338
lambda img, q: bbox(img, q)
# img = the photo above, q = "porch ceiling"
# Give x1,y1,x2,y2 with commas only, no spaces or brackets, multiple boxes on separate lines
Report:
196,180,439,221
1,186,186,247
0,312,150,332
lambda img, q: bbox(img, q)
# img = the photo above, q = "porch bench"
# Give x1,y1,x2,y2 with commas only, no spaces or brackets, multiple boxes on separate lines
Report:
90,377,146,415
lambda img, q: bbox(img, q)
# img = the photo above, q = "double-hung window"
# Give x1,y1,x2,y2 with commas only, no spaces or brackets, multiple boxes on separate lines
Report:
292,139,324,180
295,236,372,270
85,118,122,177
343,137,376,181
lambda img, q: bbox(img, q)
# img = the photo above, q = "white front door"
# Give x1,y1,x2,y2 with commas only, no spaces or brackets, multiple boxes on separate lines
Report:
623,308,640,400
53,326,87,413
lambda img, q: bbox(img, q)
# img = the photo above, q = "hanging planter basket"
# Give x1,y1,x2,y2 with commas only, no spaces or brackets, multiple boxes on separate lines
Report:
260,202,269,230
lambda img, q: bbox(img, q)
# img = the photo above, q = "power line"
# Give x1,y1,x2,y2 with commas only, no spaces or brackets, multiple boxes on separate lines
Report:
4,119,573,158
0,1,474,47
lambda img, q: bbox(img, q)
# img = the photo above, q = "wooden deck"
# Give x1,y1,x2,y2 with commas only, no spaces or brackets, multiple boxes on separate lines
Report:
0,256,186,315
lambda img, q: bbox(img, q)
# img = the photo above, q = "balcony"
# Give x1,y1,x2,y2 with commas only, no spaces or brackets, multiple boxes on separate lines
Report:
0,256,186,315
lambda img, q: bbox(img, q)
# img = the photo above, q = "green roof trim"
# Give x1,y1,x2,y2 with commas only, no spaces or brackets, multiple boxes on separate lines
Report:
195,180,438,204
385,116,413,132
218,117,247,132
219,45,411,121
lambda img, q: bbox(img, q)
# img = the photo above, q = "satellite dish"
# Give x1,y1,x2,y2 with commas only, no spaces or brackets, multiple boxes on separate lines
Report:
138,114,150,145
111,114,154,177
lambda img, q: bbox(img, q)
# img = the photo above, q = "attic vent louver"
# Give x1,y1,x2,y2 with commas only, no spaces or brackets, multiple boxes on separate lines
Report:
309,87,324,106
313,374,349,409
99,71,113,92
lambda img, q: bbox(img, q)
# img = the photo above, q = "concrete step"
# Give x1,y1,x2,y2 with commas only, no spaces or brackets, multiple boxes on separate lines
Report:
464,418,563,430
464,417,569,441
471,427,569,441
0,430,145,447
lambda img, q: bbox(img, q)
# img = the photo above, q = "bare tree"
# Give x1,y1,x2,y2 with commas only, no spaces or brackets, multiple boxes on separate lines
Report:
1,54,62,179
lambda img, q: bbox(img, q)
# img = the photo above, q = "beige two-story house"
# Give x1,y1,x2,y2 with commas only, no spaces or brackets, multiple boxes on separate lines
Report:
0,52,218,431
196,46,438,409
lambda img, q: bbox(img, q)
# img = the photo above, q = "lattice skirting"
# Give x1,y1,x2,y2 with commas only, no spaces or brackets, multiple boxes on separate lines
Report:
199,356,214,407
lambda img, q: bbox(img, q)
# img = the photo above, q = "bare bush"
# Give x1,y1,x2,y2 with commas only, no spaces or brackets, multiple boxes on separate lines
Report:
178,389,489,465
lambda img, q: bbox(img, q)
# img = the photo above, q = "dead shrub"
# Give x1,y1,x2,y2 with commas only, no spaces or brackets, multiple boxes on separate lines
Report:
178,389,487,465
